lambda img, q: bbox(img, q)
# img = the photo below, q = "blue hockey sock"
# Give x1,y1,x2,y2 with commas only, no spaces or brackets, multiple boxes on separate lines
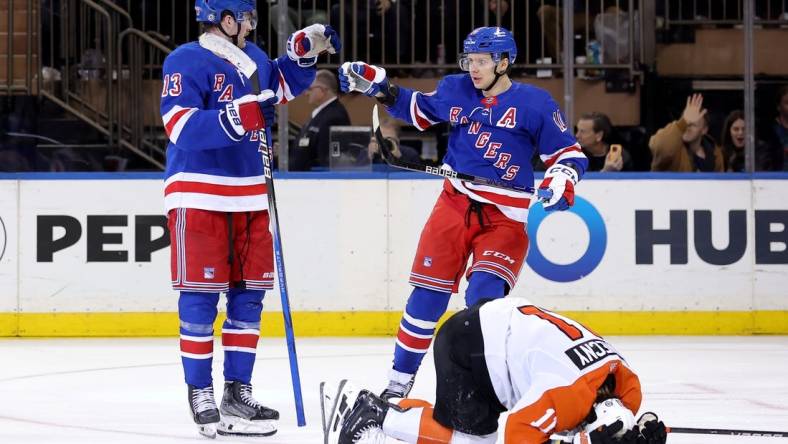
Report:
392,287,451,375
178,291,220,388
222,288,264,384
465,271,506,307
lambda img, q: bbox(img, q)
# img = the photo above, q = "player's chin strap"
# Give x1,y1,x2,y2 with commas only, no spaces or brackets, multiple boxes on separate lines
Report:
217,12,243,47
483,55,511,92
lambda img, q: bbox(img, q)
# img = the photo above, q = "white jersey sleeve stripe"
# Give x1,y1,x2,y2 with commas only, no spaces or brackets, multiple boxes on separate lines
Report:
167,108,198,144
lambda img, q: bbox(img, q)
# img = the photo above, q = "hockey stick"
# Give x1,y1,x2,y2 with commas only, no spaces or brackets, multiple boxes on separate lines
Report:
668,426,788,438
200,33,306,427
548,426,788,443
371,104,553,200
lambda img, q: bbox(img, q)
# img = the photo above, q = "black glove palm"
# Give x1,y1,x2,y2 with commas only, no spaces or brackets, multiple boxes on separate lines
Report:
636,412,668,444
581,420,638,444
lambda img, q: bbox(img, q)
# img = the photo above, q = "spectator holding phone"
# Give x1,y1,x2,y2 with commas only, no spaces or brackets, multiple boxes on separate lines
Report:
575,112,633,172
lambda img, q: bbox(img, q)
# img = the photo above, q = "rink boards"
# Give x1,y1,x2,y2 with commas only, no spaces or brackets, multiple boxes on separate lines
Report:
0,172,786,336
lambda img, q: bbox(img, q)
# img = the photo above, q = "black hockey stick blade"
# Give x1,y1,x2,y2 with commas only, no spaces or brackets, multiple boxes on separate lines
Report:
371,105,551,200
668,426,788,438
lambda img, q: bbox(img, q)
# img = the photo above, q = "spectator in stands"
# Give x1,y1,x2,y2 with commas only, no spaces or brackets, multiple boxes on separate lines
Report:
760,85,788,171
721,110,746,172
289,70,351,171
722,109,779,172
575,112,633,171
368,116,421,164
649,93,724,172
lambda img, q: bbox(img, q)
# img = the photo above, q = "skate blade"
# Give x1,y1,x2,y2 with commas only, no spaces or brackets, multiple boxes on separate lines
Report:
320,381,329,435
197,423,217,439
217,416,277,437
325,379,362,444
321,379,345,444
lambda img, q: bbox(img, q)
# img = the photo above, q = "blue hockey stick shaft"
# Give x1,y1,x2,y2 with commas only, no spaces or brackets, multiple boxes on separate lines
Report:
208,41,305,424
261,122,306,427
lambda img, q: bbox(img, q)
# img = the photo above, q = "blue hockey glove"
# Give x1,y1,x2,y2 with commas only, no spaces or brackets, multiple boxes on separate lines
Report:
287,24,341,67
338,61,389,96
538,163,579,212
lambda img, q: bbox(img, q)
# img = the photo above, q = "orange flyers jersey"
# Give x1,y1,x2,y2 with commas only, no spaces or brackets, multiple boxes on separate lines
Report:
478,298,643,443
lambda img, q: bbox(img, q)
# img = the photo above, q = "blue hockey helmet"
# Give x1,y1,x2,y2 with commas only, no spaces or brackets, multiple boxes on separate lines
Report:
195,0,257,29
461,26,517,68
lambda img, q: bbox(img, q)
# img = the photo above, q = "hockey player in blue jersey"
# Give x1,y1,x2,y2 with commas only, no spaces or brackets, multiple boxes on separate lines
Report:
161,0,339,438
339,26,588,400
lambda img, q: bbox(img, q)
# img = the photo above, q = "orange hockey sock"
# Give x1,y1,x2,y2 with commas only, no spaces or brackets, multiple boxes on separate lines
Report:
382,399,453,444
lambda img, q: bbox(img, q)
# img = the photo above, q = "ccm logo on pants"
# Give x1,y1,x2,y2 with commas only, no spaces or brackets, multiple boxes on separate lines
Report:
482,250,516,265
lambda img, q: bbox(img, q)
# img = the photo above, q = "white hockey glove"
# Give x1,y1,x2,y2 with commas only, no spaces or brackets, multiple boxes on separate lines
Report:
538,163,579,212
570,399,638,444
339,61,392,97
286,24,340,67
219,90,276,140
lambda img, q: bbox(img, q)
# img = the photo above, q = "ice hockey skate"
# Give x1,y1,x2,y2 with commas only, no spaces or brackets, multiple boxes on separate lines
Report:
323,379,397,444
322,379,360,444
379,368,415,400
187,384,220,439
217,381,279,436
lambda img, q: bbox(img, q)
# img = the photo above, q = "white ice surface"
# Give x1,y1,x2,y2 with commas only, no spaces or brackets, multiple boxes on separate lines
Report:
0,336,787,443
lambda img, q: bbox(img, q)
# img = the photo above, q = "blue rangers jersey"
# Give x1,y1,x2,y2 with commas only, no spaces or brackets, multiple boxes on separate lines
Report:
161,38,314,212
386,74,588,222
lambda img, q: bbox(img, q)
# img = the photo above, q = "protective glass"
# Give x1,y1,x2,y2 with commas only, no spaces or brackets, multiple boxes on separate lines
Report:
458,54,495,72
239,10,257,30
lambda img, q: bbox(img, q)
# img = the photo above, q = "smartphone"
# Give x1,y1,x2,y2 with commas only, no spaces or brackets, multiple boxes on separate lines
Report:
608,144,622,162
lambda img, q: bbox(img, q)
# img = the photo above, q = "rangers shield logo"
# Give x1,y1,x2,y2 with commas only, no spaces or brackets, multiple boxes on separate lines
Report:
423,256,433,267
203,267,215,279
